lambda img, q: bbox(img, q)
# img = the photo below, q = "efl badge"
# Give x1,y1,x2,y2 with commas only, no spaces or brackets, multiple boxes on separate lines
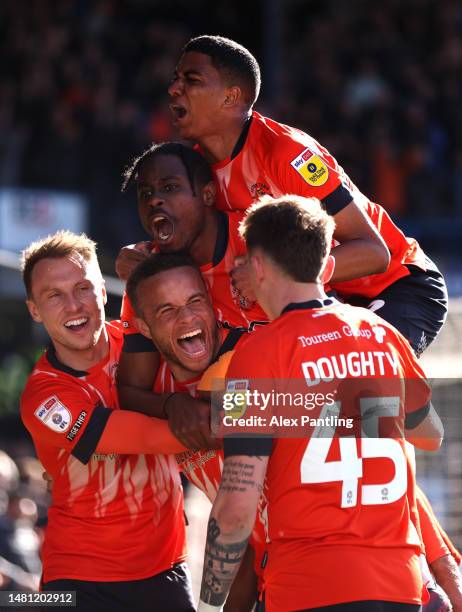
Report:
224,379,249,419
34,396,72,433
291,148,329,187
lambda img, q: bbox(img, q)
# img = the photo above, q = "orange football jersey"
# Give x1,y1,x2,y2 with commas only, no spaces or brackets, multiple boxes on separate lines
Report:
120,210,268,344
21,321,186,583
208,111,427,298
417,485,462,565
153,358,223,502
225,297,431,610
154,333,268,585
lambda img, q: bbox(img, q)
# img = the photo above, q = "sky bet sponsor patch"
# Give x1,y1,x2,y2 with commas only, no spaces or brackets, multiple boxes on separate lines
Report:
224,379,249,419
291,148,329,187
34,395,72,433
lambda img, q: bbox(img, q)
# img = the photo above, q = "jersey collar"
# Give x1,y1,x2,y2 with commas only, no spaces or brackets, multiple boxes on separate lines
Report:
46,340,111,378
281,297,337,315
214,327,247,362
230,114,253,160
210,114,253,170
200,210,229,270
46,344,88,378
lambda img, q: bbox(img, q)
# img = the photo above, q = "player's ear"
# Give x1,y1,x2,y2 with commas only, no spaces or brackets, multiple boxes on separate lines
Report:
320,255,335,285
134,317,152,340
26,299,43,324
249,250,264,286
223,86,241,108
101,283,107,306
202,181,216,208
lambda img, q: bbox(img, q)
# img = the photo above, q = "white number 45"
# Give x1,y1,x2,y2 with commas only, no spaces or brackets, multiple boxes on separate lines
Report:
300,399,407,508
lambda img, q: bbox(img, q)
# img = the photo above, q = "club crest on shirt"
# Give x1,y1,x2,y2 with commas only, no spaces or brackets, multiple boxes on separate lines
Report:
291,148,329,187
250,181,271,199
34,395,72,432
231,284,256,310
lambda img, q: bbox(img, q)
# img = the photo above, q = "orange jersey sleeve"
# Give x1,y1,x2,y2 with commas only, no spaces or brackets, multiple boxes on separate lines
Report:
273,136,353,214
120,291,138,335
197,350,234,393
392,330,432,420
211,112,427,298
120,292,158,353
417,485,462,565
211,112,354,215
97,411,186,455
21,375,110,466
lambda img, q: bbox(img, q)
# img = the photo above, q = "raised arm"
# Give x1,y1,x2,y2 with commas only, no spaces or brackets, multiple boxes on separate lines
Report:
198,453,268,612
96,409,187,455
330,199,390,282
404,402,443,451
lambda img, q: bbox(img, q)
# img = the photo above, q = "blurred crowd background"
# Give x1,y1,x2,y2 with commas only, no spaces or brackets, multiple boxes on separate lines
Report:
0,0,461,591
1,0,462,256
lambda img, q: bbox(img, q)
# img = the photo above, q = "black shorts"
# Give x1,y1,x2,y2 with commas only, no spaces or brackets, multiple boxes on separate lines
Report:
257,600,421,612
296,603,421,611
41,562,195,612
347,258,448,357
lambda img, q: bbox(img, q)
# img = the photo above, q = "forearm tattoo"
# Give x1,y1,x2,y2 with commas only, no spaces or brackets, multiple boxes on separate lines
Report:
200,517,249,606
200,458,263,606
219,459,263,495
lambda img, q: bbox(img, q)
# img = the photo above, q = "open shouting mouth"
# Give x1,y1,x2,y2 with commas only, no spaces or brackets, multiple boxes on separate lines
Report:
151,213,175,244
170,103,188,125
176,327,207,360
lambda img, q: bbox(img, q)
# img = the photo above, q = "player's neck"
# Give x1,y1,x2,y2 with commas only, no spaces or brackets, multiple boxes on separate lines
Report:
198,111,251,164
53,326,109,372
168,362,199,383
190,210,219,267
268,283,327,321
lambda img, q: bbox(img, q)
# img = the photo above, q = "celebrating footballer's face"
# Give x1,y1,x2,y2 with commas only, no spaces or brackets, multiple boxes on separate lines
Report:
168,52,229,141
133,265,219,380
137,153,215,254
26,255,107,358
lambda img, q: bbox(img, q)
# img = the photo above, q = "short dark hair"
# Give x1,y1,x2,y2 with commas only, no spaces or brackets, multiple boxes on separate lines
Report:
239,195,335,282
122,141,213,193
183,35,261,107
126,251,204,317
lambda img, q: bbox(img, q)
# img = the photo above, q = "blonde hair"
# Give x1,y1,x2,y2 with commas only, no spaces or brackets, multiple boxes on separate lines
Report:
21,230,100,298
